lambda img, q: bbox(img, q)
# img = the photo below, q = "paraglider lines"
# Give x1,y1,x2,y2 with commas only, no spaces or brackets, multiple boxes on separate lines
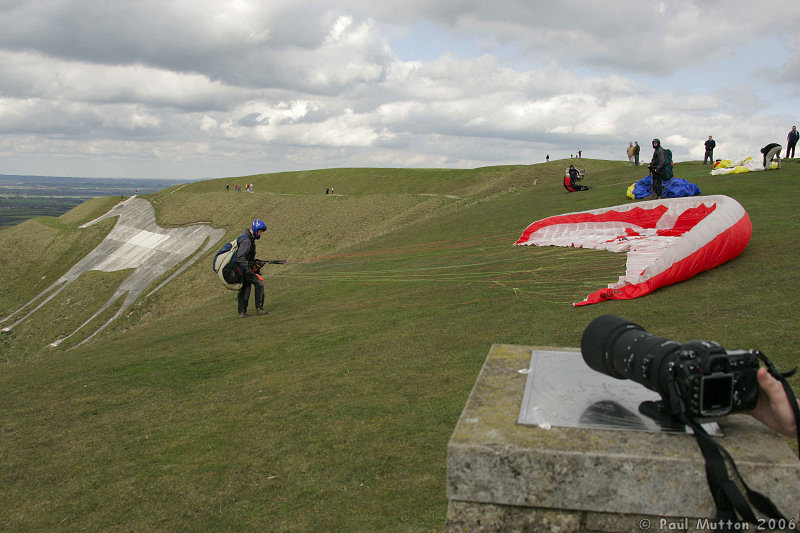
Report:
273,232,625,304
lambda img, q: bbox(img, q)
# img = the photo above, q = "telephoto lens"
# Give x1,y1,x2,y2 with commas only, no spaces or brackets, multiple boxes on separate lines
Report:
580,314,759,418
580,314,681,394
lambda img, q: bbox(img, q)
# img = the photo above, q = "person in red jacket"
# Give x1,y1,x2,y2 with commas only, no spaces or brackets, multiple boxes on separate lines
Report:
564,165,590,192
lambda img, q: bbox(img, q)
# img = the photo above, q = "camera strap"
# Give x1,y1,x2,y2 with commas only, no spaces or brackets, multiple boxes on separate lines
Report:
681,414,788,525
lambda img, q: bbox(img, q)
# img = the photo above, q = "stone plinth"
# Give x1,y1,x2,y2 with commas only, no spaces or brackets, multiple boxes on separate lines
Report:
447,344,800,532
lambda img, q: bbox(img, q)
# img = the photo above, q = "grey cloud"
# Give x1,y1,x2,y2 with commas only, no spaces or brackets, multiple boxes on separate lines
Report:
0,1,393,95
0,51,252,112
354,0,798,77
237,112,264,127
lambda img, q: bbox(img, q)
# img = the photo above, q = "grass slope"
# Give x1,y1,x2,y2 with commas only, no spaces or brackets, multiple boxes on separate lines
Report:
1,159,798,531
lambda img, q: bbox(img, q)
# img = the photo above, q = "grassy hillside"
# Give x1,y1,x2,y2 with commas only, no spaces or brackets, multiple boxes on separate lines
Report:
1,159,798,531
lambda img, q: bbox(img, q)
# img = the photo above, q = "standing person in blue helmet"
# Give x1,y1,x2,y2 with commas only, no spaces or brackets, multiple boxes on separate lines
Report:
236,219,267,318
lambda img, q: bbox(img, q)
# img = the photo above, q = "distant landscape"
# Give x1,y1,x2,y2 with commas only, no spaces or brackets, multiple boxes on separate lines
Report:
0,174,188,227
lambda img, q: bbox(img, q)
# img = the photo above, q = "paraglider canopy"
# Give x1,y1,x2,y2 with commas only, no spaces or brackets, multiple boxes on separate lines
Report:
514,195,752,305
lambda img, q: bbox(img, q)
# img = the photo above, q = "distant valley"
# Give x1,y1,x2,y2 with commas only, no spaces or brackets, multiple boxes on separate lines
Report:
0,174,188,227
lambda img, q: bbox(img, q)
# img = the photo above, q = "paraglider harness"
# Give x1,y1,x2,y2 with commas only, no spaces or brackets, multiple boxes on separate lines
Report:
648,148,673,175
225,258,286,285
212,236,286,290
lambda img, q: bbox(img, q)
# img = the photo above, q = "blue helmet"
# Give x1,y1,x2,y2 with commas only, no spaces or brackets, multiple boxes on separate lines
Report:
252,218,266,238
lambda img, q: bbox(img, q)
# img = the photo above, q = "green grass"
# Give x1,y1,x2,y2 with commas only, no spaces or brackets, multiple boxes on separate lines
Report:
1,159,798,531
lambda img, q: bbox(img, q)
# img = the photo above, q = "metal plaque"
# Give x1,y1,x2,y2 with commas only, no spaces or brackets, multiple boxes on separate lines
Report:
517,349,720,435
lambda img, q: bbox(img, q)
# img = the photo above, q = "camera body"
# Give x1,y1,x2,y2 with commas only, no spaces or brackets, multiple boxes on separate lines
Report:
581,315,760,418
667,341,759,417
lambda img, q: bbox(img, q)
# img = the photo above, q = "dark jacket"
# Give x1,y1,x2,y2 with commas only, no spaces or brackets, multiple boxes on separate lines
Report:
789,130,799,145
704,139,716,151
761,143,781,167
650,146,665,172
568,168,579,182
236,230,256,271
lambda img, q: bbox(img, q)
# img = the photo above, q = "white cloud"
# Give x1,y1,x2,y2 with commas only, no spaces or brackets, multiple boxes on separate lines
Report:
0,0,797,178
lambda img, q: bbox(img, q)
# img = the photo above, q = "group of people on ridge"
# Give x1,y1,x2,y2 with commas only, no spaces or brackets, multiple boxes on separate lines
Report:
626,142,640,166
705,127,797,170
761,125,799,168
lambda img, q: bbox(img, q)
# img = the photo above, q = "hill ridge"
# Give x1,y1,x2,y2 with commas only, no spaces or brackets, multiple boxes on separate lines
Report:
1,159,797,531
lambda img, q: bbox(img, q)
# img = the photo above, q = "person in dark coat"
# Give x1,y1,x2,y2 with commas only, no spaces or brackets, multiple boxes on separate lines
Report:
236,219,267,318
564,165,589,192
787,126,798,159
703,136,716,164
648,139,667,198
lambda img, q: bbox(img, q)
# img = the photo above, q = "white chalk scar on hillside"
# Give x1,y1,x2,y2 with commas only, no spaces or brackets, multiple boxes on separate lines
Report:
1,196,225,348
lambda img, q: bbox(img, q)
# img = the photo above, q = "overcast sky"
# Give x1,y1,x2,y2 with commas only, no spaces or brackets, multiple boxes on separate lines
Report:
1,1,798,180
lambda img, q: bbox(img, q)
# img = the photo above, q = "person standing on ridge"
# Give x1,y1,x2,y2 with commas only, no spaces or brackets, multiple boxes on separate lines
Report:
703,135,716,164
787,126,798,159
648,139,667,199
633,141,640,166
627,142,635,166
236,219,267,318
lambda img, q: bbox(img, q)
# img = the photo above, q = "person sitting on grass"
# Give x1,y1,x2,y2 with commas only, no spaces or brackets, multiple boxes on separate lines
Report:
564,165,590,192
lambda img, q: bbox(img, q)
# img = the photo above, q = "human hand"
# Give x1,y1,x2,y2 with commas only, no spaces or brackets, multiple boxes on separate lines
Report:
746,367,798,439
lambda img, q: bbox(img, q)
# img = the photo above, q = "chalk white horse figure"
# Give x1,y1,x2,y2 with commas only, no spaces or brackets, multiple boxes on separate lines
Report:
1,197,225,348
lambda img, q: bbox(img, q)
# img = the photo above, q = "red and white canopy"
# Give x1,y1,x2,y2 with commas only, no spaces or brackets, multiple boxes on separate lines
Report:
514,195,752,306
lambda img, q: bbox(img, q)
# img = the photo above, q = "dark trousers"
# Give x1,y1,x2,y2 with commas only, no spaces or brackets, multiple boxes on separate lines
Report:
652,169,667,197
704,150,714,164
788,143,797,158
238,277,264,313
